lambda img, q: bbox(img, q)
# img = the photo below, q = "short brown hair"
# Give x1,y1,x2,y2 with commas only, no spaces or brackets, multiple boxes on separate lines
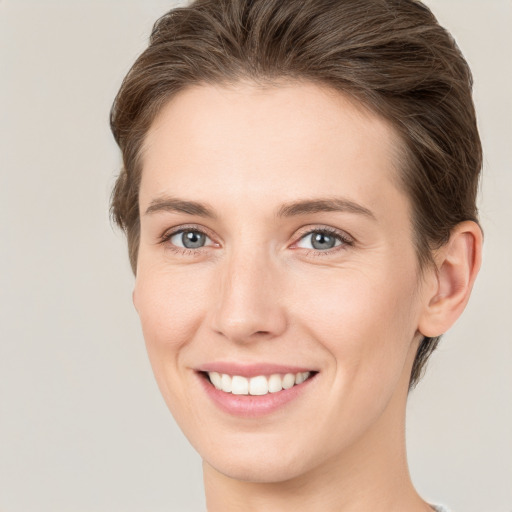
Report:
110,0,482,388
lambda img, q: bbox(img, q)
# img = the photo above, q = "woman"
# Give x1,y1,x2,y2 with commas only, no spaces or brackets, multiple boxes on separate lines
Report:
110,0,482,510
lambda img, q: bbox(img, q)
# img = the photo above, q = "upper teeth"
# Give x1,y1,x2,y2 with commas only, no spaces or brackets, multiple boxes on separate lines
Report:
207,371,311,395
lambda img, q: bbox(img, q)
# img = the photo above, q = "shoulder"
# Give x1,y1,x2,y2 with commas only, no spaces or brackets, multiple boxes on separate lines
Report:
431,505,451,512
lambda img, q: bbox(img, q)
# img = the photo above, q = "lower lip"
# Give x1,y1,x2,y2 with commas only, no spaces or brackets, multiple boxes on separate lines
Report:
198,373,317,418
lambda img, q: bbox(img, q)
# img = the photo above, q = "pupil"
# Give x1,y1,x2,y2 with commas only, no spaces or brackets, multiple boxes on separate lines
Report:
312,232,335,250
182,231,205,249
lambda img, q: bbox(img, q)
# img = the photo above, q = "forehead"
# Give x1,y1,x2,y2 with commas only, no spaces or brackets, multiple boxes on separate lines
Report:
143,81,401,161
140,81,408,221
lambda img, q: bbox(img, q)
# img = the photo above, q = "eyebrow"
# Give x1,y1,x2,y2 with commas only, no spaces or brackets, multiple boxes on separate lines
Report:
144,196,375,220
145,197,217,218
276,197,375,220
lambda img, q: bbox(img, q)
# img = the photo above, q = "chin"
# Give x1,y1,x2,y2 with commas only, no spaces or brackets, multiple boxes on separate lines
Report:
206,454,310,484
198,428,329,484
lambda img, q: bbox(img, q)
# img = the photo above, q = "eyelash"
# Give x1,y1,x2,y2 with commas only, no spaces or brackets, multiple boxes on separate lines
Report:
295,226,354,257
159,224,354,258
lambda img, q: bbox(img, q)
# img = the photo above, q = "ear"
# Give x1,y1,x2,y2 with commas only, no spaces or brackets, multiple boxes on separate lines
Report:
418,221,483,338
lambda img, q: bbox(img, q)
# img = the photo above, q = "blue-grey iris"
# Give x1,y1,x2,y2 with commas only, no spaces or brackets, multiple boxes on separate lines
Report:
311,232,336,250
182,231,206,248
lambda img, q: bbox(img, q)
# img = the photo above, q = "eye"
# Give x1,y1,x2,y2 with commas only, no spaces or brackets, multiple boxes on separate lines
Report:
160,226,216,254
168,229,210,249
295,228,351,252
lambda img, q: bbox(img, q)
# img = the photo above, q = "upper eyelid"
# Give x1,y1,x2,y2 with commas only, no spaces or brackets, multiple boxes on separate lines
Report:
161,224,215,241
294,225,354,245
162,224,353,238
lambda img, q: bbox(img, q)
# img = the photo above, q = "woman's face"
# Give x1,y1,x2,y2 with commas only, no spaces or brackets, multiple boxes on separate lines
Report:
134,82,429,483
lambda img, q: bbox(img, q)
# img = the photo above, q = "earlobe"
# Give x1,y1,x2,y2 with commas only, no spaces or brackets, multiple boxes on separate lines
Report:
419,221,483,338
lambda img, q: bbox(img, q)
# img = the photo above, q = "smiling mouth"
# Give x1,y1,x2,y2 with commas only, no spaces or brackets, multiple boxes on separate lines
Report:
202,371,316,396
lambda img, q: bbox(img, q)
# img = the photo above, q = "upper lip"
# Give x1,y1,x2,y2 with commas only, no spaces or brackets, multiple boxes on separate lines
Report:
195,362,316,378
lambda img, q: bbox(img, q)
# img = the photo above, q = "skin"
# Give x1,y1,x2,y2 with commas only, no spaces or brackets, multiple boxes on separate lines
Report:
133,81,481,511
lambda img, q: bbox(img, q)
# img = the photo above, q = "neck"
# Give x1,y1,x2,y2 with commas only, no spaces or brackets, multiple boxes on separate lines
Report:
203,371,430,512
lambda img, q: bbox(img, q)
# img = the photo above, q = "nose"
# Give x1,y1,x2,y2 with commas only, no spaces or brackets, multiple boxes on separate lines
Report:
210,249,288,344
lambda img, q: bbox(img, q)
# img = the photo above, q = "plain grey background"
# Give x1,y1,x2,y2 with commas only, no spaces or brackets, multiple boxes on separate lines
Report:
0,1,510,511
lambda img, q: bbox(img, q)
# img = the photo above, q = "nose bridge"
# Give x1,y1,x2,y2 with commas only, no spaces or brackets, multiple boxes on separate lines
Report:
211,245,287,342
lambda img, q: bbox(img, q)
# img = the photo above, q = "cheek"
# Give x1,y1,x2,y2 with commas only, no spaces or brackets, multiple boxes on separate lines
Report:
133,264,211,403
135,264,208,346
289,269,419,447
132,265,215,430
291,264,419,385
